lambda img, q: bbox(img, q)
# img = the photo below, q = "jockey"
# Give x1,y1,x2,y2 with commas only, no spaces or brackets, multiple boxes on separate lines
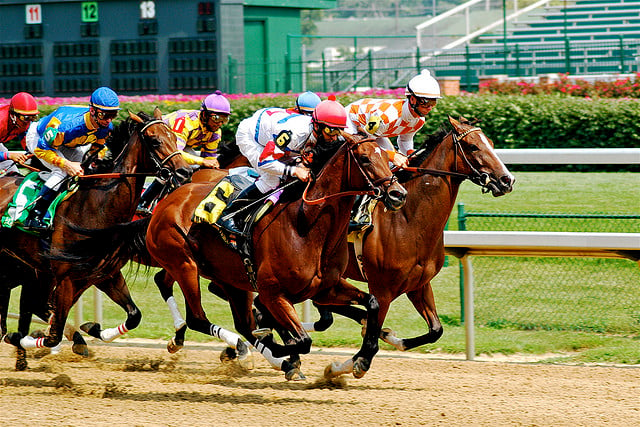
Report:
289,91,321,116
136,90,231,214
0,92,38,176
345,69,441,169
219,96,346,234
23,86,120,230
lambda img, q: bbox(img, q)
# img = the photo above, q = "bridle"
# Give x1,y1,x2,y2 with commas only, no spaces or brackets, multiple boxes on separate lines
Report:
400,125,492,191
303,138,397,205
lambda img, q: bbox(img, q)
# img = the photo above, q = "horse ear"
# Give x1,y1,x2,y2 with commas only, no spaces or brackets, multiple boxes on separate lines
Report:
448,115,461,129
129,111,143,124
341,131,356,146
153,106,162,120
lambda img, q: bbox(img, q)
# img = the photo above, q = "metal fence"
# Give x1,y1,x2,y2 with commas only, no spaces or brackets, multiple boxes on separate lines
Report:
454,205,640,333
231,37,640,93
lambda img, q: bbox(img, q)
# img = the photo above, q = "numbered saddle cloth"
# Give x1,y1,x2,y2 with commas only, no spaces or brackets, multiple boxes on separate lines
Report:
1,171,72,233
192,173,256,225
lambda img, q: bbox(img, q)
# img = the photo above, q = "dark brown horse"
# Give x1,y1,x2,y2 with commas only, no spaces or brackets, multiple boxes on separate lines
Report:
0,108,190,354
305,116,514,351
144,132,407,380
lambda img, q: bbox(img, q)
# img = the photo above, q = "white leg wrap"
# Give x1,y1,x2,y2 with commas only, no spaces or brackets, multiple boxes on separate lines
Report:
100,323,128,342
301,322,316,332
19,336,47,349
252,340,289,371
210,325,242,348
166,296,187,330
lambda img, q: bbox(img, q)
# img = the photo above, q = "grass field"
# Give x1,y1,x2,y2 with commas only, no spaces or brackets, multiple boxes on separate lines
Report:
6,172,640,364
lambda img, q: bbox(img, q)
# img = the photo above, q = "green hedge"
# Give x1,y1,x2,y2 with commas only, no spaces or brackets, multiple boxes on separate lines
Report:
21,94,640,171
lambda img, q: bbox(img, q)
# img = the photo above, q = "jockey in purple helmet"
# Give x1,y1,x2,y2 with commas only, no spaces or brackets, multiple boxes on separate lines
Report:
137,90,232,215
23,87,120,230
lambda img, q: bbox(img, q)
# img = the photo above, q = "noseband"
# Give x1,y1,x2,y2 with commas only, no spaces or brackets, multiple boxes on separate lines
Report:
302,139,397,205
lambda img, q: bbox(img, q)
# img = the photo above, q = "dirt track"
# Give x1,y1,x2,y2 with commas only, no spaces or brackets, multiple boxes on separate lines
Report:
1,338,638,426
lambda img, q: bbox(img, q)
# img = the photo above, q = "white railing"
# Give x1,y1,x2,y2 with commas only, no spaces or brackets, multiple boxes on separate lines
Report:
445,231,640,360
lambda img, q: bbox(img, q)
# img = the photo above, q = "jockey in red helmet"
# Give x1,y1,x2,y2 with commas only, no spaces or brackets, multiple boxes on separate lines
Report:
0,92,38,175
220,95,347,235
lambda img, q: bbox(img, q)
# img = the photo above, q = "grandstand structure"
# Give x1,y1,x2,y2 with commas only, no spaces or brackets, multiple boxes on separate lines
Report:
422,0,640,90
307,1,640,92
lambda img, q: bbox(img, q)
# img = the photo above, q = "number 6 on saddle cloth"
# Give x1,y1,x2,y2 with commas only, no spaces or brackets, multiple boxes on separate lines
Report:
1,171,76,235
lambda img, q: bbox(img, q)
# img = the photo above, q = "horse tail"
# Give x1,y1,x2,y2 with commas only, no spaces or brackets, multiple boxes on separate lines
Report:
48,217,153,273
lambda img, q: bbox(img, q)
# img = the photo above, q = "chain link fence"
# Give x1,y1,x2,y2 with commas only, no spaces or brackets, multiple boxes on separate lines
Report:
452,206,640,333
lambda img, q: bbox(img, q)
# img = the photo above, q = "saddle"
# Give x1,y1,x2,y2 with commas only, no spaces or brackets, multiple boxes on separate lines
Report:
1,171,75,235
192,172,282,289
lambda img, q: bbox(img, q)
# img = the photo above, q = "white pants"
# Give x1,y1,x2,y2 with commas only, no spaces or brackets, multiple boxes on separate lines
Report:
25,123,89,190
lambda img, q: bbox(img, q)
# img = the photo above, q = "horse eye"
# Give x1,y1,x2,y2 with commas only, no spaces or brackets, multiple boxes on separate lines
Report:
467,144,480,152
359,156,371,166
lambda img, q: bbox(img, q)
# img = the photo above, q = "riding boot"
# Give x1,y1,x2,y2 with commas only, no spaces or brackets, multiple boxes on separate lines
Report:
218,183,263,234
23,186,58,230
136,180,163,215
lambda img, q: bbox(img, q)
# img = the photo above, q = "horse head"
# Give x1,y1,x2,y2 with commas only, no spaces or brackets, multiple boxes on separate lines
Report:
447,116,514,197
343,132,407,211
128,107,192,186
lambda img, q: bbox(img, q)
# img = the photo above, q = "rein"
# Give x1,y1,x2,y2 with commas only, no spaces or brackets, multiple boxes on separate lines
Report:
397,126,490,188
302,139,395,205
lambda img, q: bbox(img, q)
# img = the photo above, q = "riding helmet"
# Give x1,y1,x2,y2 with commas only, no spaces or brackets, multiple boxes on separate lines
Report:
201,90,231,115
90,87,121,110
312,95,347,128
405,70,442,99
9,92,38,115
295,91,321,114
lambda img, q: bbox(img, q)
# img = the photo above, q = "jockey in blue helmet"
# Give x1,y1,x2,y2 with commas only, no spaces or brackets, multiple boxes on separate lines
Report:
294,91,321,116
89,86,120,128
22,87,120,230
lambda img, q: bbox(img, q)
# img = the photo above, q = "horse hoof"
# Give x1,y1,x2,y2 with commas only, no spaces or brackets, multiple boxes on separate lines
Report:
251,328,272,339
285,368,306,381
323,362,340,379
380,327,396,339
288,356,302,369
72,343,89,357
80,322,102,339
166,339,183,354
219,346,237,363
235,340,254,370
353,357,370,379
4,332,25,349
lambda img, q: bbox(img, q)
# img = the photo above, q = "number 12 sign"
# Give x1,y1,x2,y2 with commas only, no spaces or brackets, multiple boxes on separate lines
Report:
26,4,42,24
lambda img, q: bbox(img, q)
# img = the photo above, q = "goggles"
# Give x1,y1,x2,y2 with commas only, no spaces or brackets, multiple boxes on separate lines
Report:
415,97,438,108
321,125,342,136
203,112,229,124
94,109,119,120
14,113,38,122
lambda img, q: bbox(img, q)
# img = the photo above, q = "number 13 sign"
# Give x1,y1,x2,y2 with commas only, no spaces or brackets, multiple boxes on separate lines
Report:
26,4,42,24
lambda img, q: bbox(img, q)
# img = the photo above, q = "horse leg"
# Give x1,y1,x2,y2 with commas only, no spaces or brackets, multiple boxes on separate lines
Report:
152,269,188,353
313,278,380,379
0,284,10,337
0,283,31,371
167,260,251,365
81,273,142,342
389,282,442,351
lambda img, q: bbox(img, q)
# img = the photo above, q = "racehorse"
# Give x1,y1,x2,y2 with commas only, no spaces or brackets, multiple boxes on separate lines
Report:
304,116,514,351
142,132,407,380
0,108,191,354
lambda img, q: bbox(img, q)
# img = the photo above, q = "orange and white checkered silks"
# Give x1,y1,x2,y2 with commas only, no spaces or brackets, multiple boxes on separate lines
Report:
347,98,425,138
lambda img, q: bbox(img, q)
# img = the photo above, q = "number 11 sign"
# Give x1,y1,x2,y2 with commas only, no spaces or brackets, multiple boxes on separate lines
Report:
26,4,42,24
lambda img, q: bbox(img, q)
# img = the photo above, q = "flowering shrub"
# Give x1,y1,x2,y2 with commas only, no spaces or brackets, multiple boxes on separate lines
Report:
478,73,640,98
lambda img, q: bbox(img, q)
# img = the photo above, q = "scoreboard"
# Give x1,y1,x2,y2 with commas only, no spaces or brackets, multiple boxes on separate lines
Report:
0,0,242,96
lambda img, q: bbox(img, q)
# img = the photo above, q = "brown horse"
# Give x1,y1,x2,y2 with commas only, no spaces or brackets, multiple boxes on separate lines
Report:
0,108,190,353
304,116,514,351
144,132,407,380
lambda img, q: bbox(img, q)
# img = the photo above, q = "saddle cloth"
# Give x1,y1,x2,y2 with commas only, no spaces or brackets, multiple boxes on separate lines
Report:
1,171,74,234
